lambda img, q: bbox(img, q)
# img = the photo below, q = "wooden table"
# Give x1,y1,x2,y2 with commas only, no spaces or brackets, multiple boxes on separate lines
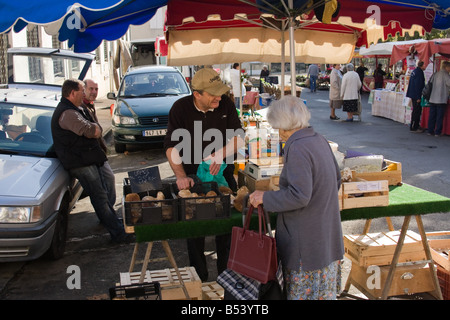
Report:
132,184,450,299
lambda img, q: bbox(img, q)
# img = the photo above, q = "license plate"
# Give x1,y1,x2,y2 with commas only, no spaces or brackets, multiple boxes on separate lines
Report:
143,129,167,136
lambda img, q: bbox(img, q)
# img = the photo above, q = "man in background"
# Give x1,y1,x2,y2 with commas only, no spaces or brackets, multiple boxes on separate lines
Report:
406,61,426,132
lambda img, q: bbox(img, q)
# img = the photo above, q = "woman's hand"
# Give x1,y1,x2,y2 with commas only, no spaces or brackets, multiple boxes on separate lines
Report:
249,190,265,207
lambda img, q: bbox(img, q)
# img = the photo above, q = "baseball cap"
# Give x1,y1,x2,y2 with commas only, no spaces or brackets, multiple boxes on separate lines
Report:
191,68,230,96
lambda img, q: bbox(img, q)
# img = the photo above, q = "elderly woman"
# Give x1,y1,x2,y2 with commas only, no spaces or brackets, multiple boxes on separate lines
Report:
329,64,343,120
249,95,344,300
340,63,361,122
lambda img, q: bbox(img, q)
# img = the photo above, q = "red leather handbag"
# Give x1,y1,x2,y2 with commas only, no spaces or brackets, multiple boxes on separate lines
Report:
227,204,278,284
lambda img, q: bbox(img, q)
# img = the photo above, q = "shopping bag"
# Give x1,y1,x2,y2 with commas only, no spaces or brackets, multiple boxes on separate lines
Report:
217,268,285,300
422,74,434,101
227,204,278,284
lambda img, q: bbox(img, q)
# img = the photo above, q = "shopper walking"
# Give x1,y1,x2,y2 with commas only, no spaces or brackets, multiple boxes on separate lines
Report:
340,63,361,122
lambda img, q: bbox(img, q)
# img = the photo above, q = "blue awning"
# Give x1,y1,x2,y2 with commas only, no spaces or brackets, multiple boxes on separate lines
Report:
365,0,450,30
0,0,168,52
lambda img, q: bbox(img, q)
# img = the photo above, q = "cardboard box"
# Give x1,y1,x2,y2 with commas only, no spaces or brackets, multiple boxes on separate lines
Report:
353,160,402,186
238,169,279,192
244,157,283,180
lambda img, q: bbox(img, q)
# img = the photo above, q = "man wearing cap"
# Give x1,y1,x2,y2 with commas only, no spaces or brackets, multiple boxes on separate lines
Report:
164,67,244,281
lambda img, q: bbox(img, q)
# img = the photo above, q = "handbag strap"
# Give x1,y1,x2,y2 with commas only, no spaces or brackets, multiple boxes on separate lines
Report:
243,204,268,240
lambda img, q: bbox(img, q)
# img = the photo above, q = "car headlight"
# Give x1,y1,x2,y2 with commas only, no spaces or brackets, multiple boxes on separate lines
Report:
0,206,41,223
113,115,137,125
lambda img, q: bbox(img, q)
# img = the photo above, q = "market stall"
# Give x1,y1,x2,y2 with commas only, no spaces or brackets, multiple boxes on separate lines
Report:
390,39,450,135
359,40,428,92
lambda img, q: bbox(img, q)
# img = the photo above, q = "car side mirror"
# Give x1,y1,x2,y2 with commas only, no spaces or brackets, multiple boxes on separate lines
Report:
107,92,116,100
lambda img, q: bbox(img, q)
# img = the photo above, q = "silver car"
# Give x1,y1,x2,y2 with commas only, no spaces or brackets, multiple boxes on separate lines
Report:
0,48,94,261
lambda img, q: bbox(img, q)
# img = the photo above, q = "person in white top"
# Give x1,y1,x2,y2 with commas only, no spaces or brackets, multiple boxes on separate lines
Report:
340,63,361,122
230,63,246,108
329,64,343,120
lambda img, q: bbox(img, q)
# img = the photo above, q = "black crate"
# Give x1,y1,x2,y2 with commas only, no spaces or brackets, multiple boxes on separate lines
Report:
172,181,231,221
123,178,178,225
109,282,161,300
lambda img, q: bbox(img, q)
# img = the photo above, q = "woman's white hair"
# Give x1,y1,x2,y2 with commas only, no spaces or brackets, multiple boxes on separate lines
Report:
266,95,311,130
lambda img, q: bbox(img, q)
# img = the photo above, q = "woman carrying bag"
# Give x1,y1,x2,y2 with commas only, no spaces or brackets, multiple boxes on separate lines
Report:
249,95,344,300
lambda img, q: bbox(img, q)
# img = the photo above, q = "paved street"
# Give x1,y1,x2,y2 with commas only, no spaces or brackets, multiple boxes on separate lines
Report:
0,87,449,300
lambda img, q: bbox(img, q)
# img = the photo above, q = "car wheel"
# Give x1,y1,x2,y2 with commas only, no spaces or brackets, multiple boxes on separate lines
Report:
45,196,69,260
114,142,126,153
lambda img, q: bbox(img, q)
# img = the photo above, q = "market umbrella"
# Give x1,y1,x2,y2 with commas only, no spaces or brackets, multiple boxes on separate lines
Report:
165,0,363,97
1,0,447,54
390,38,450,69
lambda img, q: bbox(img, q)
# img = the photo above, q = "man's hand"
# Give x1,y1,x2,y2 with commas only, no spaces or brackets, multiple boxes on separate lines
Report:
177,176,194,191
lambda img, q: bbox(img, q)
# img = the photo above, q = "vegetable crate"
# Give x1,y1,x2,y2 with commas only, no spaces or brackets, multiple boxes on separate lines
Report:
172,182,231,221
349,262,435,298
344,230,426,267
122,178,178,229
426,231,450,272
119,267,202,300
352,160,402,186
109,282,161,300
342,179,389,210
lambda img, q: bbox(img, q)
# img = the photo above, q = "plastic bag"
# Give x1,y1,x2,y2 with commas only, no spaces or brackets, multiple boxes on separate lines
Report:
196,160,229,187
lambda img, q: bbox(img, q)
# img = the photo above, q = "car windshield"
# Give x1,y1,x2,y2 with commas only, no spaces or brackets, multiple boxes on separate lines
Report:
0,103,55,157
118,71,190,97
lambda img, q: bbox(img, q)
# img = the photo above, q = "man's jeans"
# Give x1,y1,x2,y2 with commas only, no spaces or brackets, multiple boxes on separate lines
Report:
70,164,125,241
310,75,318,92
427,103,446,135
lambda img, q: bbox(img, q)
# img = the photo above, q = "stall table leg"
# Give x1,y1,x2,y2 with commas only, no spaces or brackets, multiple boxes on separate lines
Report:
342,215,443,300
128,240,191,300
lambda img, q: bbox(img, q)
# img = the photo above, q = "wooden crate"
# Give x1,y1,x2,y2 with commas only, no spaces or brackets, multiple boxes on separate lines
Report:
352,160,402,186
427,231,450,271
344,230,426,267
349,262,435,298
338,185,342,211
202,281,224,300
342,179,389,209
119,267,202,300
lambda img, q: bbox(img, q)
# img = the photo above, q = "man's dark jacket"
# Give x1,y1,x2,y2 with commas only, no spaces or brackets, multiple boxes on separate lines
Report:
406,67,425,101
51,97,106,170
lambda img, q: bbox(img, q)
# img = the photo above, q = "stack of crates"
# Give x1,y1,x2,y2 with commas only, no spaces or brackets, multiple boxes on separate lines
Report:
344,230,435,298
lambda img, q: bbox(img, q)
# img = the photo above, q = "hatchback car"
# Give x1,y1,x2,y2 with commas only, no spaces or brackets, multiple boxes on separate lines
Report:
0,47,93,261
108,66,191,153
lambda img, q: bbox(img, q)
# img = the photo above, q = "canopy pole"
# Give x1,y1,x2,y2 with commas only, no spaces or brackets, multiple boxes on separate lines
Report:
239,63,243,118
288,0,296,97
281,27,285,99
